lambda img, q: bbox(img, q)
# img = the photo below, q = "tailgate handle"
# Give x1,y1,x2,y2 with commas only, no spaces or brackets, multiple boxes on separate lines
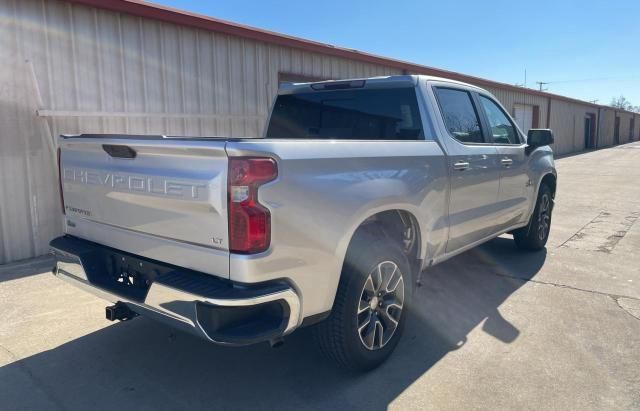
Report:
103,144,136,159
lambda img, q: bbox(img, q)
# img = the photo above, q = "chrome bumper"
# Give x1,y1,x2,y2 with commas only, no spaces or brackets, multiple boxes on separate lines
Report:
50,236,301,345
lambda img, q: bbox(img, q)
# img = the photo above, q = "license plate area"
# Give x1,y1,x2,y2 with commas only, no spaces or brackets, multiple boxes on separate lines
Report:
80,247,175,302
103,254,156,301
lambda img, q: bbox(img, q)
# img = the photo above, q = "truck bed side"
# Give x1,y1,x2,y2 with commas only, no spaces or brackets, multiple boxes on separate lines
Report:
225,139,448,317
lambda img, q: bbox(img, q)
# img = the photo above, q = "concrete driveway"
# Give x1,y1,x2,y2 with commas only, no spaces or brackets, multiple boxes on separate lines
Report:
1,142,640,410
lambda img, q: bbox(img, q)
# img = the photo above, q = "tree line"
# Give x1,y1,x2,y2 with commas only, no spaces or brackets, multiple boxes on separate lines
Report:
610,96,640,113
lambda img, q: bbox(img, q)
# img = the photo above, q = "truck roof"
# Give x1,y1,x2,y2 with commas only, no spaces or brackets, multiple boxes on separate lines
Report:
278,74,485,94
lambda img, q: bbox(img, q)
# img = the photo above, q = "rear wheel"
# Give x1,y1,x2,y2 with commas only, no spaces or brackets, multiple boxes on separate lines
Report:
313,230,412,371
514,183,553,250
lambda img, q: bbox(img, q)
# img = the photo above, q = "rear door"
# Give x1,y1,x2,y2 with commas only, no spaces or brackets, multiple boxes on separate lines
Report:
59,135,230,277
430,85,502,253
477,94,533,230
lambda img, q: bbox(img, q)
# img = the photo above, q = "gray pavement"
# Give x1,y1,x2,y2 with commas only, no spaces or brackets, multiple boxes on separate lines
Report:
1,142,640,410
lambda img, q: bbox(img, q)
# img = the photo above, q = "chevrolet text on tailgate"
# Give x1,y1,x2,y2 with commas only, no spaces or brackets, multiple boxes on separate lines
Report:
50,75,556,371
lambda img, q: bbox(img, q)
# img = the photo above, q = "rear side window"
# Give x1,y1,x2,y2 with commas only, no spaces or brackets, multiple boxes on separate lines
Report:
265,88,423,140
434,88,483,144
479,95,520,144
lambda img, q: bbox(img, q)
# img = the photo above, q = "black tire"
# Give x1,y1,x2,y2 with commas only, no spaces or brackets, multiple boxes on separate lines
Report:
513,183,553,250
313,228,412,371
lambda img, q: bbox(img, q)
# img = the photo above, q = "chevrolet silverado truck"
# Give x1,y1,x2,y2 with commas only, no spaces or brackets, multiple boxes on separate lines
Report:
50,75,556,370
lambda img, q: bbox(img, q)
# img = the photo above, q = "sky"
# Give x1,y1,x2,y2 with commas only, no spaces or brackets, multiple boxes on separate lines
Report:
155,0,640,107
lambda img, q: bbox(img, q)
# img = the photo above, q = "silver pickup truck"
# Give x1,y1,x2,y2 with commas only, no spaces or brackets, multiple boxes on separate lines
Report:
50,75,556,370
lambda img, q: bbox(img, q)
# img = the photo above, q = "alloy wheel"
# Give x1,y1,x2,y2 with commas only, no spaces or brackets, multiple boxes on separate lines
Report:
357,261,405,350
538,193,551,241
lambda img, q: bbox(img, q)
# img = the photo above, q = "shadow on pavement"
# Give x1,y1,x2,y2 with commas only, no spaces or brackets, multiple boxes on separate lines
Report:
0,237,545,410
0,255,53,284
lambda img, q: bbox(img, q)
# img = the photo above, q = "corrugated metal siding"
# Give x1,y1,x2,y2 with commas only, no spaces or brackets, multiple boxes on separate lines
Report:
617,111,634,143
0,0,401,263
0,63,61,263
34,2,400,139
546,99,599,155
598,109,616,147
598,110,639,147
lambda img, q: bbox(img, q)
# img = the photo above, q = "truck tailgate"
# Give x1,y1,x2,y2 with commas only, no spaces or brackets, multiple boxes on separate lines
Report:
59,135,229,278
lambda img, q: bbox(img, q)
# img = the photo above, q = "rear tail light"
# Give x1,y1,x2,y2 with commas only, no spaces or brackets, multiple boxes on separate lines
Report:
57,147,66,215
228,157,277,254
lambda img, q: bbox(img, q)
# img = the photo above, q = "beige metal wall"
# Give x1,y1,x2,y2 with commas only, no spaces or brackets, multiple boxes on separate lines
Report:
546,99,599,155
617,111,634,144
599,109,617,147
0,60,61,263
0,0,401,264
8,0,400,139
598,110,640,148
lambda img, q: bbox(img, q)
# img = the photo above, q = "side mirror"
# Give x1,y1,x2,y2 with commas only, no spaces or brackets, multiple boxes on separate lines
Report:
526,129,554,154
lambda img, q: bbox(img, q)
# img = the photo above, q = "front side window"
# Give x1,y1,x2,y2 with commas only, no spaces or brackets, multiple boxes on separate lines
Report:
434,88,483,144
479,95,520,144
266,87,423,140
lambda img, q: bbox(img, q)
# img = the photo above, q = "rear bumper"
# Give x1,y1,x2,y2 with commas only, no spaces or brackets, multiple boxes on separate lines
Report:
49,236,300,345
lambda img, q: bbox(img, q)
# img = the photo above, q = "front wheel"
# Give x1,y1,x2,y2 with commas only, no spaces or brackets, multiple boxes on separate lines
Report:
513,183,553,250
313,231,412,371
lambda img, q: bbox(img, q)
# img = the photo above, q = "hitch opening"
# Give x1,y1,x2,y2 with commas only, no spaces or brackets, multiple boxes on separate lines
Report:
269,337,284,348
105,302,138,322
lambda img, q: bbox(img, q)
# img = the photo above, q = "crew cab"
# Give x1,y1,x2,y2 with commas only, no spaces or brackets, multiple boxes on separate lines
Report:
50,75,556,370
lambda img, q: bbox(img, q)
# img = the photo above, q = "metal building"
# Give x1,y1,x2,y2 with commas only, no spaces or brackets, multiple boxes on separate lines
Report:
1,0,639,264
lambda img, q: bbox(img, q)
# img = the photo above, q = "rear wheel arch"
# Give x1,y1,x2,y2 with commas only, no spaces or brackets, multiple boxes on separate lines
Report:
344,209,422,271
330,209,423,307
315,214,417,370
318,209,422,326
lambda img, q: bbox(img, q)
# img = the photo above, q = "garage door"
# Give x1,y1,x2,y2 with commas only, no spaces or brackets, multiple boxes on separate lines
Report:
513,104,533,135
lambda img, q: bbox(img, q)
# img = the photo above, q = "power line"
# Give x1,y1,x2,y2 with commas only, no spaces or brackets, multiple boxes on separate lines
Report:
532,75,639,92
543,75,640,84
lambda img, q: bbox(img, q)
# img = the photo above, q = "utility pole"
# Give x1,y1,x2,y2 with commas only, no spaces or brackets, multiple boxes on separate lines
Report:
536,81,548,91
589,99,599,104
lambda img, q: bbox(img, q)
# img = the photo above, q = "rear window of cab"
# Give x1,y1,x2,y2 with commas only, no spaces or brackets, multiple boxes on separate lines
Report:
266,87,424,140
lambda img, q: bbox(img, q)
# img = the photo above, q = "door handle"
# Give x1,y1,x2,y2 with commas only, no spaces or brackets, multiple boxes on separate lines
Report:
501,158,513,167
453,161,470,171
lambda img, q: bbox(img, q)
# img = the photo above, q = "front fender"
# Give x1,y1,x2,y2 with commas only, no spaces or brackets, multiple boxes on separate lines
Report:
527,146,557,220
